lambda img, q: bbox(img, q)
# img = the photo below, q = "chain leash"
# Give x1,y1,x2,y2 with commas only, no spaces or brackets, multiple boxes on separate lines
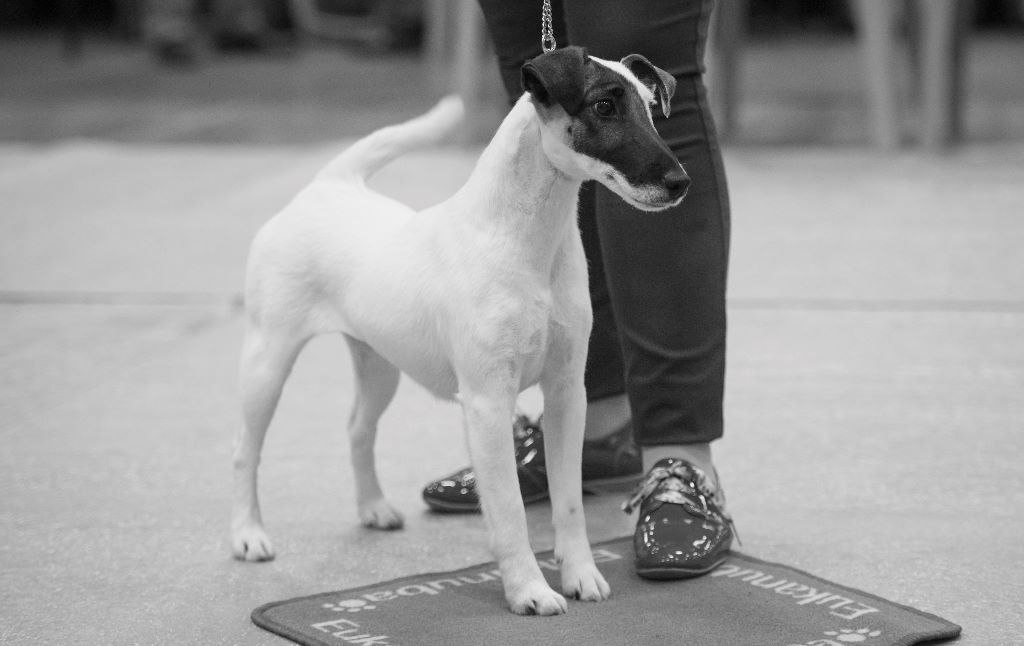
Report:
541,0,556,52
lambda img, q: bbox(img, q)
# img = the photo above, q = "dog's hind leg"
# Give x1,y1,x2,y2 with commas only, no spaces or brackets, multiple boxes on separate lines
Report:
231,322,309,561
343,335,403,530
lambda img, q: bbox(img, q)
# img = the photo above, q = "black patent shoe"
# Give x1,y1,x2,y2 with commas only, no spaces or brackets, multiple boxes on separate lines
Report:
422,415,641,513
623,458,737,579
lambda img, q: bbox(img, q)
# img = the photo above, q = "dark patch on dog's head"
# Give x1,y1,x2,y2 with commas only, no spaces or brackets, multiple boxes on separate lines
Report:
522,49,689,209
570,59,687,203
521,46,589,115
620,54,676,118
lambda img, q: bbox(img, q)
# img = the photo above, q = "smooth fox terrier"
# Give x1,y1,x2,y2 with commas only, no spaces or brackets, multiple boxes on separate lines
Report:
232,46,689,615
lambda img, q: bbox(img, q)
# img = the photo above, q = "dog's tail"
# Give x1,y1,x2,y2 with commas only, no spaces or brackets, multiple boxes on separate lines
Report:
319,95,465,182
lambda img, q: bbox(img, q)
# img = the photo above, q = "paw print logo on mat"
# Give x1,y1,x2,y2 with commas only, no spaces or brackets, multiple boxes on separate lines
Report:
322,598,376,613
823,628,882,643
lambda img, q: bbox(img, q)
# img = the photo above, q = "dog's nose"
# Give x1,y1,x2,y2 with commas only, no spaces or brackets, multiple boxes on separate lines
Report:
663,168,690,199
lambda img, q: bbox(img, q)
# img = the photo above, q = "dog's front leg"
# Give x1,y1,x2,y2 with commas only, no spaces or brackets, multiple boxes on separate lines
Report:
541,372,611,603
459,374,568,616
542,239,610,602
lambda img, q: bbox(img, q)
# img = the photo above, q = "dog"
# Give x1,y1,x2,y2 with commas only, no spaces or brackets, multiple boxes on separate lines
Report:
231,46,689,615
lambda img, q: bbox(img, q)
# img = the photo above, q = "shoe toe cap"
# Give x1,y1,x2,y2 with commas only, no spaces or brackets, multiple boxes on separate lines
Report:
634,505,733,577
422,468,480,510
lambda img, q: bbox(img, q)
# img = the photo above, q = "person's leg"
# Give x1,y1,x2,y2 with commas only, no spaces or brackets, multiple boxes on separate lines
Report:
210,0,269,49
578,182,633,440
142,0,200,65
563,0,730,481
477,0,633,441
564,0,734,578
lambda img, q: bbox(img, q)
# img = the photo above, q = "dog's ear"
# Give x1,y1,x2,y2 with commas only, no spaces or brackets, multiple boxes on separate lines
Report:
521,46,589,115
621,53,676,118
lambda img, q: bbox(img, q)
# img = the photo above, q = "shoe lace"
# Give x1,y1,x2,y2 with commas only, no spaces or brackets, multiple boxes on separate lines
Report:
622,461,739,542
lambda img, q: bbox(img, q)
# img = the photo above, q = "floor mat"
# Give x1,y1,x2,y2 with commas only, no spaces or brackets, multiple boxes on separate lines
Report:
252,537,960,646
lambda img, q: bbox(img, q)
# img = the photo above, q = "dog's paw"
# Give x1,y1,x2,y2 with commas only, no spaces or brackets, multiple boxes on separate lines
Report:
359,499,404,530
231,523,276,562
561,561,611,602
507,581,568,616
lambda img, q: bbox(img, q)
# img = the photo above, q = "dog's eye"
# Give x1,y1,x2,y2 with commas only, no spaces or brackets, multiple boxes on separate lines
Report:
593,99,616,117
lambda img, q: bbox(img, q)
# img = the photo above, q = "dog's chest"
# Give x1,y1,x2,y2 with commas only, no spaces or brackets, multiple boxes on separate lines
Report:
376,286,560,399
518,334,551,391
471,285,559,390
516,307,554,390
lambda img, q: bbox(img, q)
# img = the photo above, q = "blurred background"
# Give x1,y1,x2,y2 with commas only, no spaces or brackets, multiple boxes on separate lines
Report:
3,0,1023,147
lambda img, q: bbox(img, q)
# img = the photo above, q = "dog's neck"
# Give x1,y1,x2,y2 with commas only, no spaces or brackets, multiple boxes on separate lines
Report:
452,97,582,267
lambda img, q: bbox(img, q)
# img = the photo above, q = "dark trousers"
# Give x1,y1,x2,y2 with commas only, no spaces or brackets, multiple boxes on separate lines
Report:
477,0,730,446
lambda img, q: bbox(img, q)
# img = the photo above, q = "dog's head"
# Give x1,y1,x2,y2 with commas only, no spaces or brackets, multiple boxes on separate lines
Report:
521,46,689,211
